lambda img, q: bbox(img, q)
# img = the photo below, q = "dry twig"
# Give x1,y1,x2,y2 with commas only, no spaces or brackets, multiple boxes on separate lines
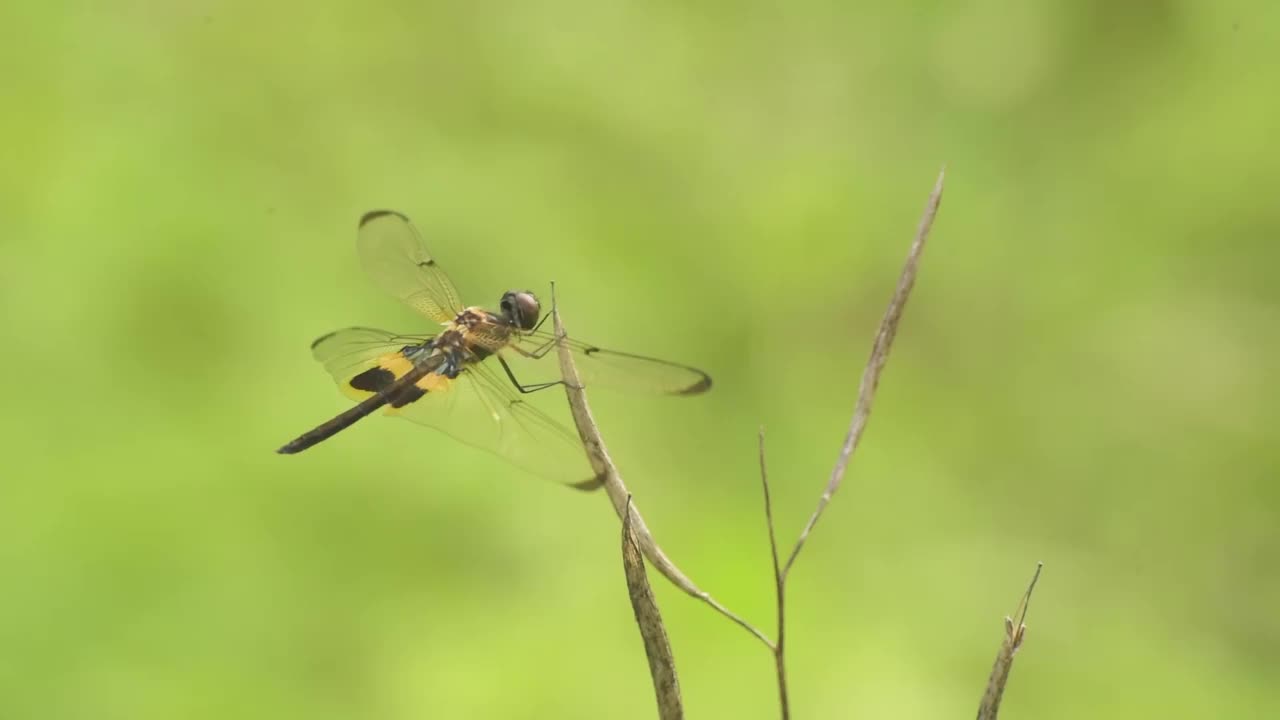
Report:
782,167,946,577
558,168,950,719
760,168,946,719
758,429,789,719
552,292,774,649
621,495,683,720
976,563,1043,720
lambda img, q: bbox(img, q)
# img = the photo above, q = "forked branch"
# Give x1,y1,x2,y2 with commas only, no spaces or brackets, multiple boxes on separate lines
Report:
758,429,790,719
559,168,951,719
552,292,775,649
761,168,946,719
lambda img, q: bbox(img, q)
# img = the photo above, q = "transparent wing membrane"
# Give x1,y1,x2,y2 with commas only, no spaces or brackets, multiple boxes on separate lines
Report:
310,327,431,384
309,327,598,487
392,361,598,487
357,210,466,323
506,329,712,396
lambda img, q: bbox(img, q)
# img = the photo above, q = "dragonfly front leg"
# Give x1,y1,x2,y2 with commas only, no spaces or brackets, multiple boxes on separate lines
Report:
509,313,567,360
508,330,581,360
496,355,582,394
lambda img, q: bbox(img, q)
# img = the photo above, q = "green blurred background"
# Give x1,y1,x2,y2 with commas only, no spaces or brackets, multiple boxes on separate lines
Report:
4,1,1278,718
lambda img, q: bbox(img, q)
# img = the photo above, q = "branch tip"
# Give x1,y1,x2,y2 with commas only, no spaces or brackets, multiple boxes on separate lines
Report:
977,563,1045,720
781,169,946,578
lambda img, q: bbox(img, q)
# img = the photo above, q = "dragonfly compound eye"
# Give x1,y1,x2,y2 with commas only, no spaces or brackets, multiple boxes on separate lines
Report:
506,290,541,330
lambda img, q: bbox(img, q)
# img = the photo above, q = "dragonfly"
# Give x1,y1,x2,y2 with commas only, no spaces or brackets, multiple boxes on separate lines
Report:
277,210,712,489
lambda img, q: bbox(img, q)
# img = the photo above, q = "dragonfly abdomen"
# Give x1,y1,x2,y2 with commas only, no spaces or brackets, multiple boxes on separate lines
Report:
278,363,432,454
350,363,426,408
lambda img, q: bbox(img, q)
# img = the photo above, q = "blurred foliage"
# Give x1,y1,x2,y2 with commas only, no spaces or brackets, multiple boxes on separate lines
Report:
3,1,1278,718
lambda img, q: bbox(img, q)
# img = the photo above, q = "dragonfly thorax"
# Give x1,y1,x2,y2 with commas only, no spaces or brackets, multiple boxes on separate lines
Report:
452,307,492,330
411,332,468,378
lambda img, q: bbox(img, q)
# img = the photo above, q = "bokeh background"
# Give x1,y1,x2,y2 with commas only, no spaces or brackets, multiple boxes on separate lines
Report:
4,1,1278,718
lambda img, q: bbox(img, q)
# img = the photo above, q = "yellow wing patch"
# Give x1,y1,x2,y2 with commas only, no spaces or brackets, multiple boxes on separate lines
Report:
384,373,453,416
339,352,416,402
416,372,452,393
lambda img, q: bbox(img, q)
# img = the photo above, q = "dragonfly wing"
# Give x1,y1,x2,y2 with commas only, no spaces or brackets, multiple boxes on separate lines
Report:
357,210,466,323
390,359,600,489
507,330,712,396
308,328,596,487
310,327,433,399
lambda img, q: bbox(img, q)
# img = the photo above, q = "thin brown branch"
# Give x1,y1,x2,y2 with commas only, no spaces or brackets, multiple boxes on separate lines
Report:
621,495,683,720
782,167,946,578
752,170,944,717
552,289,775,649
976,562,1044,720
758,428,790,720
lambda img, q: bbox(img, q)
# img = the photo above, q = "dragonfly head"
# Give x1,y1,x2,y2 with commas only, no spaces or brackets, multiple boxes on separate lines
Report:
499,290,541,331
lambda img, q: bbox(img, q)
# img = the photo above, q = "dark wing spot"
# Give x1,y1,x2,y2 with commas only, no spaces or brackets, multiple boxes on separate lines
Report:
358,209,409,228
583,346,601,355
676,374,713,396
309,329,341,350
569,474,606,491
350,366,396,393
417,259,436,268
350,365,428,407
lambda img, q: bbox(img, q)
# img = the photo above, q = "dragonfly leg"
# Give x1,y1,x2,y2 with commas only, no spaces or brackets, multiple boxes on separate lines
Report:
508,336,564,360
527,311,551,335
496,355,582,393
